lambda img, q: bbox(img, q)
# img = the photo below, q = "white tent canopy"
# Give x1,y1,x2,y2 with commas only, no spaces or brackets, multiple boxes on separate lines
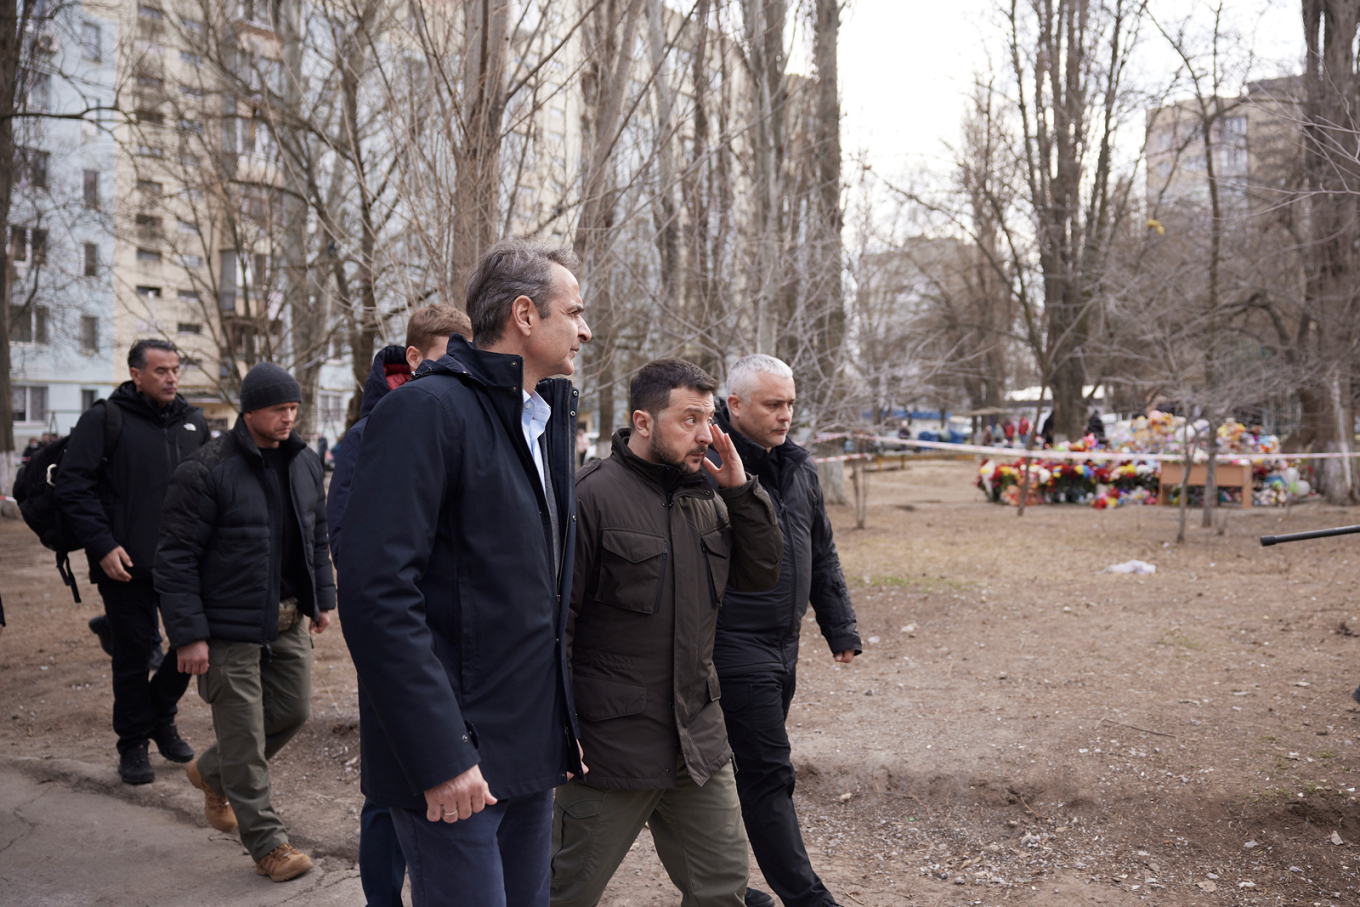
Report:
1005,385,1106,404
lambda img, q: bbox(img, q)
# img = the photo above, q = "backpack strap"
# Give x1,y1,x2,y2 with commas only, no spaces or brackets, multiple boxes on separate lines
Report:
56,551,81,604
100,399,122,462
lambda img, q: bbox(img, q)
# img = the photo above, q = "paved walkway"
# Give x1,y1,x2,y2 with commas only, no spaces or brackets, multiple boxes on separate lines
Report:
0,763,367,907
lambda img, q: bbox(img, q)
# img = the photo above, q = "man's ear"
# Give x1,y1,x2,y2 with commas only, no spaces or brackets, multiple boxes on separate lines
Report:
405,346,423,372
511,295,536,337
632,409,653,438
726,393,742,419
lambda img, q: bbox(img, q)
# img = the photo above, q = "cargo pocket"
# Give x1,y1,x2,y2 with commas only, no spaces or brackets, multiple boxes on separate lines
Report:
701,529,732,606
596,529,667,614
573,673,648,722
707,670,722,702
196,641,233,705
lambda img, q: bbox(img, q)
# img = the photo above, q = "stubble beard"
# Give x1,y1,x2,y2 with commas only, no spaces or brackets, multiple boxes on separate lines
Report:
649,431,706,474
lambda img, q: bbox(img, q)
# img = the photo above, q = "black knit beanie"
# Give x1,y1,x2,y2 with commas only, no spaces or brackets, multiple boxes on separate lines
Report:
239,361,302,413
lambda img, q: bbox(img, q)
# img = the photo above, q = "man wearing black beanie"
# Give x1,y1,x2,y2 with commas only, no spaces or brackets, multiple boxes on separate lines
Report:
155,361,335,883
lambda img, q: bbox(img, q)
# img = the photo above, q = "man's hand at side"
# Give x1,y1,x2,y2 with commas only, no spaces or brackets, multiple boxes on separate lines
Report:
99,546,134,582
834,650,856,664
425,764,497,823
178,640,209,675
310,610,331,636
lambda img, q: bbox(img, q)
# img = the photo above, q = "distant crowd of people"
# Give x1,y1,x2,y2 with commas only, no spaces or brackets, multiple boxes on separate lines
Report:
5,239,863,907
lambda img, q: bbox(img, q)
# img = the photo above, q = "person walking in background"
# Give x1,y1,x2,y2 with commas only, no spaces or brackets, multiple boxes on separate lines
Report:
327,303,472,561
340,241,589,906
711,355,860,907
326,302,471,907
1018,415,1031,442
1002,418,1016,444
56,339,209,785
551,358,784,907
155,362,335,883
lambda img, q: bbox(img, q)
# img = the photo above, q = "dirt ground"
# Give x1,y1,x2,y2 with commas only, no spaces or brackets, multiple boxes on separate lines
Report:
5,458,1360,906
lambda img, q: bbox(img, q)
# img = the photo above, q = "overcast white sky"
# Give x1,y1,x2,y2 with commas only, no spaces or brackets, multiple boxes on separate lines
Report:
838,0,1306,181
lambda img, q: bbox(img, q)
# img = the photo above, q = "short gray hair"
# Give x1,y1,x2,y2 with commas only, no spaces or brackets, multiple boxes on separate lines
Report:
728,354,794,402
465,239,580,347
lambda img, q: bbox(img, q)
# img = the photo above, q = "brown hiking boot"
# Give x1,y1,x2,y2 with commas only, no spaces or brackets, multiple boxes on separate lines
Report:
185,759,237,833
255,843,312,882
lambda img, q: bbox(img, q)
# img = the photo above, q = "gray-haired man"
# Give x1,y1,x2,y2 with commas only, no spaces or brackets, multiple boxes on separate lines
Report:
712,354,861,907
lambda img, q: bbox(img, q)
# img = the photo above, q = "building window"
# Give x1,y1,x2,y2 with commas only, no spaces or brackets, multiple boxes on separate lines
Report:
181,254,203,268
82,22,101,61
20,148,49,188
10,226,26,261
136,73,163,90
136,143,163,158
81,389,97,412
84,242,98,276
29,73,50,112
31,228,46,265
12,385,49,423
177,321,202,334
136,247,162,263
135,285,162,298
178,219,197,234
80,315,98,353
136,213,162,231
9,306,49,344
83,169,99,207
178,289,201,302
137,179,163,194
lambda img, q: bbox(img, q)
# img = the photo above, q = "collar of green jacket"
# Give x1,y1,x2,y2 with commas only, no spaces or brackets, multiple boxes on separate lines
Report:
611,427,712,496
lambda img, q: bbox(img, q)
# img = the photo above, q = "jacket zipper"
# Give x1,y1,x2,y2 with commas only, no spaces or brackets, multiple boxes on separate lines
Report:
654,490,674,615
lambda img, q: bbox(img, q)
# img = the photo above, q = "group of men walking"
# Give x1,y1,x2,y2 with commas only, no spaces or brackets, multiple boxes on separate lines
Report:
50,238,860,907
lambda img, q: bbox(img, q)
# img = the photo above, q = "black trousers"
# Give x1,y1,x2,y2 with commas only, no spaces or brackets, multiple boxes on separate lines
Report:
98,578,190,754
719,664,836,907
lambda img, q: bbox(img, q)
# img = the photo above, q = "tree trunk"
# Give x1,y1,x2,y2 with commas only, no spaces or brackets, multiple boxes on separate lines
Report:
0,0,23,458
1301,0,1360,504
808,0,845,419
450,0,510,297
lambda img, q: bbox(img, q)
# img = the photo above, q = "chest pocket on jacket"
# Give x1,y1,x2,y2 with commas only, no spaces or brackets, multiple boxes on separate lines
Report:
701,528,732,607
596,529,667,614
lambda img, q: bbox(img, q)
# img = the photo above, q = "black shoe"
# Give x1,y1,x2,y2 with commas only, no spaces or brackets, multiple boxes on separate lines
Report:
89,615,113,656
119,743,155,785
745,889,776,907
147,645,165,673
152,725,194,763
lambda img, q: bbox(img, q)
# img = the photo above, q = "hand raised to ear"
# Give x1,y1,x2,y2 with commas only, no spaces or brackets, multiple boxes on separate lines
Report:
702,427,748,489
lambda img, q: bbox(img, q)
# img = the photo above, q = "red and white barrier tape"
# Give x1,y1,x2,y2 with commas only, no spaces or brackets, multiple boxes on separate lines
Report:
810,454,873,464
813,434,1360,463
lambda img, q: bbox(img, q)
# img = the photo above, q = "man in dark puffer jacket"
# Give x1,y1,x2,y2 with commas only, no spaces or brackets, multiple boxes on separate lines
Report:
711,354,860,907
56,339,210,785
155,362,335,884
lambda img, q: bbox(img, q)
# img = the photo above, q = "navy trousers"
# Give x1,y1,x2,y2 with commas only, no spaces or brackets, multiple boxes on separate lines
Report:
719,665,837,907
360,798,406,907
390,789,553,907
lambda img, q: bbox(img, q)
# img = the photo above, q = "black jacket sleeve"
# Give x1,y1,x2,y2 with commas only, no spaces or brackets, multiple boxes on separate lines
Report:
807,470,860,655
54,404,118,563
720,477,784,594
308,456,337,611
325,421,364,560
153,459,219,648
338,388,480,794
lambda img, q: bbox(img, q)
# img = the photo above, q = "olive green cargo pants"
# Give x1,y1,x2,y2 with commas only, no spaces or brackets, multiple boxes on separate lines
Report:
550,758,749,907
195,606,311,861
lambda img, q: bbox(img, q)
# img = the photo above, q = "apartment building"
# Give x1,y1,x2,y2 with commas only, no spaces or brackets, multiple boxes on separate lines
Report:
8,3,120,442
1144,76,1302,215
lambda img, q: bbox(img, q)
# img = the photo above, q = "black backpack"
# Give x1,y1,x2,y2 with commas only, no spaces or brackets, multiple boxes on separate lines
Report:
11,401,123,603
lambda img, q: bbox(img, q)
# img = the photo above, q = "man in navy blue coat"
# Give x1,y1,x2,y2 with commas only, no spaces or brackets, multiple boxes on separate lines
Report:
339,239,590,907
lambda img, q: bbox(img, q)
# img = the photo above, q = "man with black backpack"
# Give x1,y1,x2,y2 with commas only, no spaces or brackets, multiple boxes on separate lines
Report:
55,339,210,785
